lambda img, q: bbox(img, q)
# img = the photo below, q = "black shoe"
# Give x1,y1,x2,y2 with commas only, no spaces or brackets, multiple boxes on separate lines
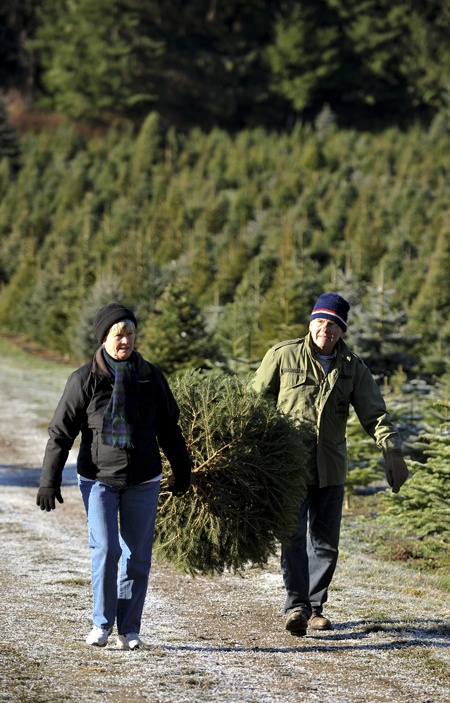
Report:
285,610,308,637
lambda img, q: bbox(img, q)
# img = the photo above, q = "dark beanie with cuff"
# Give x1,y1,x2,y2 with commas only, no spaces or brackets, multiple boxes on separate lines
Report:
93,302,137,343
310,293,350,332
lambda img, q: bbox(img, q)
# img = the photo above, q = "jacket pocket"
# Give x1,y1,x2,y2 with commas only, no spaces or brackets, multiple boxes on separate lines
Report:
278,369,317,426
91,429,128,471
280,368,307,388
334,376,352,416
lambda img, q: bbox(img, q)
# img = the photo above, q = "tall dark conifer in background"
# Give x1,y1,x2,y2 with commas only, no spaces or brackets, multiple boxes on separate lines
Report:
0,98,21,176
31,0,279,128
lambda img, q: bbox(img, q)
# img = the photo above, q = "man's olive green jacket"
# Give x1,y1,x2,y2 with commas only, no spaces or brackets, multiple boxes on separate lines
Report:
251,334,402,487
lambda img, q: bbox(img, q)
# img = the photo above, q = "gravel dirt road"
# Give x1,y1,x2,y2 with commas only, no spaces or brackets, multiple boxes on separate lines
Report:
1,351,449,703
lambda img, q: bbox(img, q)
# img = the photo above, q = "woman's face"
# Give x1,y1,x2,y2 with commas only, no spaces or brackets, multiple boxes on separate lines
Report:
103,325,135,361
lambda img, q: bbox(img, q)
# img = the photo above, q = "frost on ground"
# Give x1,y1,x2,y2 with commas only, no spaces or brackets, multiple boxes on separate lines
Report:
1,356,449,703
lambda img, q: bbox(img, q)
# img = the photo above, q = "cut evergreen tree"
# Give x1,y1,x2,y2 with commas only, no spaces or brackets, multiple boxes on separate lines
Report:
153,371,309,575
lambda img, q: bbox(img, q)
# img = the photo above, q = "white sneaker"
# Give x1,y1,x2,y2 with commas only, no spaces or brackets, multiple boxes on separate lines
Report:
116,633,145,650
86,626,113,647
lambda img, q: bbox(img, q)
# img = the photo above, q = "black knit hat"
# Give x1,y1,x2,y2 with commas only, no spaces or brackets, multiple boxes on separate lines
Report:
93,302,137,343
310,292,350,332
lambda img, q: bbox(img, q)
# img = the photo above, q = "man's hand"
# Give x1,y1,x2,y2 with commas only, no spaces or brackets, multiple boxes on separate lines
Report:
168,480,190,497
36,487,64,511
384,450,409,493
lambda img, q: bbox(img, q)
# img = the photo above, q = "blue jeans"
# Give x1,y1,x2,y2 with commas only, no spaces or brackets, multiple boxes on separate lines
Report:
281,484,345,616
78,476,160,635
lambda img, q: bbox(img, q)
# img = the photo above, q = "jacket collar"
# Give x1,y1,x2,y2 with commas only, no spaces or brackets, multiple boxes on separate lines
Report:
306,333,352,364
92,347,153,379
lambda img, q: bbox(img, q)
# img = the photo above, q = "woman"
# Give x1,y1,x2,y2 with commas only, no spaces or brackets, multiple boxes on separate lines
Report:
36,302,191,649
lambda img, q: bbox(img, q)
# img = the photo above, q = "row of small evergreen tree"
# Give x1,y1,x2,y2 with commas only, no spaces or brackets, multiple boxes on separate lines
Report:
1,108,450,378
383,399,450,546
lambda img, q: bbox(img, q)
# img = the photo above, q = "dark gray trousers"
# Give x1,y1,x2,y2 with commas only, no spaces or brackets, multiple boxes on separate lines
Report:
281,484,345,616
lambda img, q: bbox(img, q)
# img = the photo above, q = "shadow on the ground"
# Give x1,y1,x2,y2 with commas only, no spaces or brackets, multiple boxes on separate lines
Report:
0,463,78,486
161,618,450,655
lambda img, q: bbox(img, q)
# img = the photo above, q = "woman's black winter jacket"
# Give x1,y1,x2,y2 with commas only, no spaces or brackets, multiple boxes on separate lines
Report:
39,348,191,489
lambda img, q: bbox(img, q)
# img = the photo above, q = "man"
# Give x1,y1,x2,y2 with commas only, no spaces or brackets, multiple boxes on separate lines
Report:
251,292,408,636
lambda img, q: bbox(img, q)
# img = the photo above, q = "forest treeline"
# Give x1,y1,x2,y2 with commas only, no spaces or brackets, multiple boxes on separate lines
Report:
2,1,450,129
1,107,450,378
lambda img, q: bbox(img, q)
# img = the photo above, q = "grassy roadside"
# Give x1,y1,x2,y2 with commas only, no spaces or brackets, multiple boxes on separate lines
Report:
342,495,450,593
0,336,80,448
0,336,76,370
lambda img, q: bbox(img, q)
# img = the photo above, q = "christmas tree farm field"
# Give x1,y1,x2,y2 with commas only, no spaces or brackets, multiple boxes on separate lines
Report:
153,371,309,575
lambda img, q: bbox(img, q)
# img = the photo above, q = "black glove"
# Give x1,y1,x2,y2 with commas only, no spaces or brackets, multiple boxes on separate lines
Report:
36,487,64,511
168,480,190,497
384,450,409,494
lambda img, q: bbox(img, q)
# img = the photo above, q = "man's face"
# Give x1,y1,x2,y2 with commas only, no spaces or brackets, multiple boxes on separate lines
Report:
309,318,343,354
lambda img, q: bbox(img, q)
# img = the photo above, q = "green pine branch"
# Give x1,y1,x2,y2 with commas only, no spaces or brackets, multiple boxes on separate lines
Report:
153,371,309,576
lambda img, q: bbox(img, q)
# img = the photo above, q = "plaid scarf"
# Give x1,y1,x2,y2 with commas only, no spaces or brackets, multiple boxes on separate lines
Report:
101,353,140,449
